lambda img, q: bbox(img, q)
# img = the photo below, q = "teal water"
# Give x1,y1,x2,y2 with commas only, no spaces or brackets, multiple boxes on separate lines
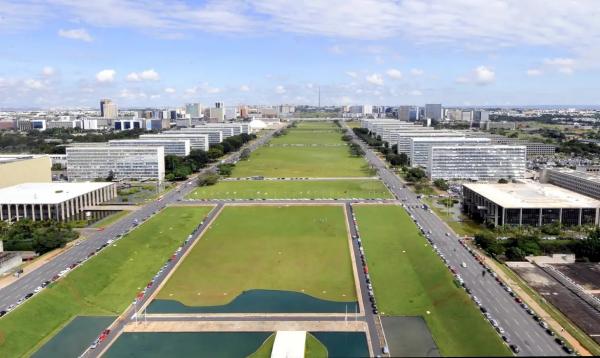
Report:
32,316,116,358
313,332,370,358
148,289,358,313
105,332,271,358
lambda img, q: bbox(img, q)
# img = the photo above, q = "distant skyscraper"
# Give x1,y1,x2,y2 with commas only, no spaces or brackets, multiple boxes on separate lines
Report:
100,99,118,118
425,104,442,124
399,106,411,121
185,103,203,118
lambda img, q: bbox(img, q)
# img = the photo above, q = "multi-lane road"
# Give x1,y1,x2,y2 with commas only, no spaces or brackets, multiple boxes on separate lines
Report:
0,129,276,313
344,122,566,356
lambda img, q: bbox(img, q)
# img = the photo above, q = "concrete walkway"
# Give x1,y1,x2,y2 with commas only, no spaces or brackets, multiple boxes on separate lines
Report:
124,320,366,333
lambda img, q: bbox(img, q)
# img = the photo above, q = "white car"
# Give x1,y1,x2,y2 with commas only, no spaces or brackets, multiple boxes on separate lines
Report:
34,286,43,293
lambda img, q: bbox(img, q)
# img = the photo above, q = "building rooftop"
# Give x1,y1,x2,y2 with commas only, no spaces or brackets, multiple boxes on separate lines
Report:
0,182,113,205
463,182,600,209
0,154,44,164
411,137,490,142
548,168,600,183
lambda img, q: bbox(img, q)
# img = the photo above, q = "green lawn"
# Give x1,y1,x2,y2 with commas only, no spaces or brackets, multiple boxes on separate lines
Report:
157,206,356,306
232,121,370,178
0,206,212,357
248,333,327,358
187,180,391,200
232,146,372,178
353,205,510,357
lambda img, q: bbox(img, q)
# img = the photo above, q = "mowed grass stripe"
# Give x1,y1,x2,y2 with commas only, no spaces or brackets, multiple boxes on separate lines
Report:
157,206,356,306
353,205,510,357
0,206,212,357
187,180,392,200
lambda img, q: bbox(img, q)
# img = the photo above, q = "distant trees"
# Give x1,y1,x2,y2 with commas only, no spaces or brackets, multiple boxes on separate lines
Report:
1,220,78,254
433,179,449,191
404,167,426,183
217,163,235,176
197,172,219,187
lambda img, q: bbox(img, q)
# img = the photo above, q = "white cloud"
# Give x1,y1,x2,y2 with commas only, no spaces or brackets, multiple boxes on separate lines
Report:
366,73,384,86
239,85,250,92
409,89,423,96
58,28,93,42
410,68,424,76
386,68,403,80
42,66,56,77
24,79,44,90
345,71,358,78
474,66,495,85
164,87,176,93
275,85,286,94
544,57,576,74
126,69,160,81
96,69,116,83
526,68,543,76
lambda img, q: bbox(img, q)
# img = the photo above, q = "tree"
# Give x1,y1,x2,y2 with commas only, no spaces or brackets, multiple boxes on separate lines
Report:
208,147,224,160
105,170,115,182
405,167,426,183
1,219,78,254
218,163,235,176
498,178,509,184
433,179,449,191
506,246,526,261
197,172,219,186
341,135,352,142
51,163,63,170
187,149,209,169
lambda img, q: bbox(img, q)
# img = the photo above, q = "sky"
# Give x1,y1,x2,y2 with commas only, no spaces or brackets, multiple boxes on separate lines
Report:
1,0,600,109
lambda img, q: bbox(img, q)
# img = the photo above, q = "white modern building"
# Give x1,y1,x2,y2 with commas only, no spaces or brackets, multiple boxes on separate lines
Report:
0,182,117,222
428,145,526,181
66,146,165,182
108,139,191,157
396,131,465,154
139,133,209,151
409,137,491,168
425,104,442,123
168,129,224,144
462,182,600,227
541,168,600,201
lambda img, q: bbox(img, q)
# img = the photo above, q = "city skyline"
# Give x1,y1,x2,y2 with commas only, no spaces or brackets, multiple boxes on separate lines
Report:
2,0,600,108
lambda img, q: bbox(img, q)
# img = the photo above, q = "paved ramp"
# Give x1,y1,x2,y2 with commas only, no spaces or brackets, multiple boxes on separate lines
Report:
271,331,306,358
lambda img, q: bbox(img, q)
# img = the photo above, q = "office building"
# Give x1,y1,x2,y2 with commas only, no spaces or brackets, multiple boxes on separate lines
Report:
100,99,118,118
396,131,465,154
490,137,556,157
139,133,209,151
185,103,203,118
409,137,490,168
473,110,490,128
108,139,191,157
428,145,526,181
462,182,600,227
425,104,442,123
485,121,516,130
113,118,143,130
0,155,51,189
541,168,600,201
66,146,165,182
168,129,223,144
0,182,116,222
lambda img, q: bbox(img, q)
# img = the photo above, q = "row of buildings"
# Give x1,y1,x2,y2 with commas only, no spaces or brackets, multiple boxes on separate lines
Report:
361,119,556,182
63,123,253,182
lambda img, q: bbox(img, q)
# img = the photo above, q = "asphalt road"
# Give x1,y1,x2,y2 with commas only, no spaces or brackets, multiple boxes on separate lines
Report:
0,129,275,314
343,123,566,356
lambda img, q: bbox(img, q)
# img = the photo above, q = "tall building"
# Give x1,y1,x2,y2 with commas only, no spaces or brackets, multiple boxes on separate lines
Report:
425,104,442,123
66,146,165,182
100,99,118,118
473,110,490,128
409,137,491,168
428,145,526,181
185,103,203,118
541,168,600,201
108,139,191,157
398,106,411,121
139,133,209,151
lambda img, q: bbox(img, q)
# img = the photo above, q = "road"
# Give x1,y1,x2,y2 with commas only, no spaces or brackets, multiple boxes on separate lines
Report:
343,122,566,356
0,129,275,313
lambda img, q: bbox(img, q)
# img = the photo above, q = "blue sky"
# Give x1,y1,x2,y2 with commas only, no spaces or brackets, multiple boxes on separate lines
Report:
1,0,599,108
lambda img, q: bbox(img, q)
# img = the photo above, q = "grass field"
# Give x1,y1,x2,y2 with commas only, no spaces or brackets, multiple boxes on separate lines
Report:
232,146,372,178
353,205,511,357
249,333,327,358
157,206,356,306
0,206,212,357
232,121,371,178
187,179,391,200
